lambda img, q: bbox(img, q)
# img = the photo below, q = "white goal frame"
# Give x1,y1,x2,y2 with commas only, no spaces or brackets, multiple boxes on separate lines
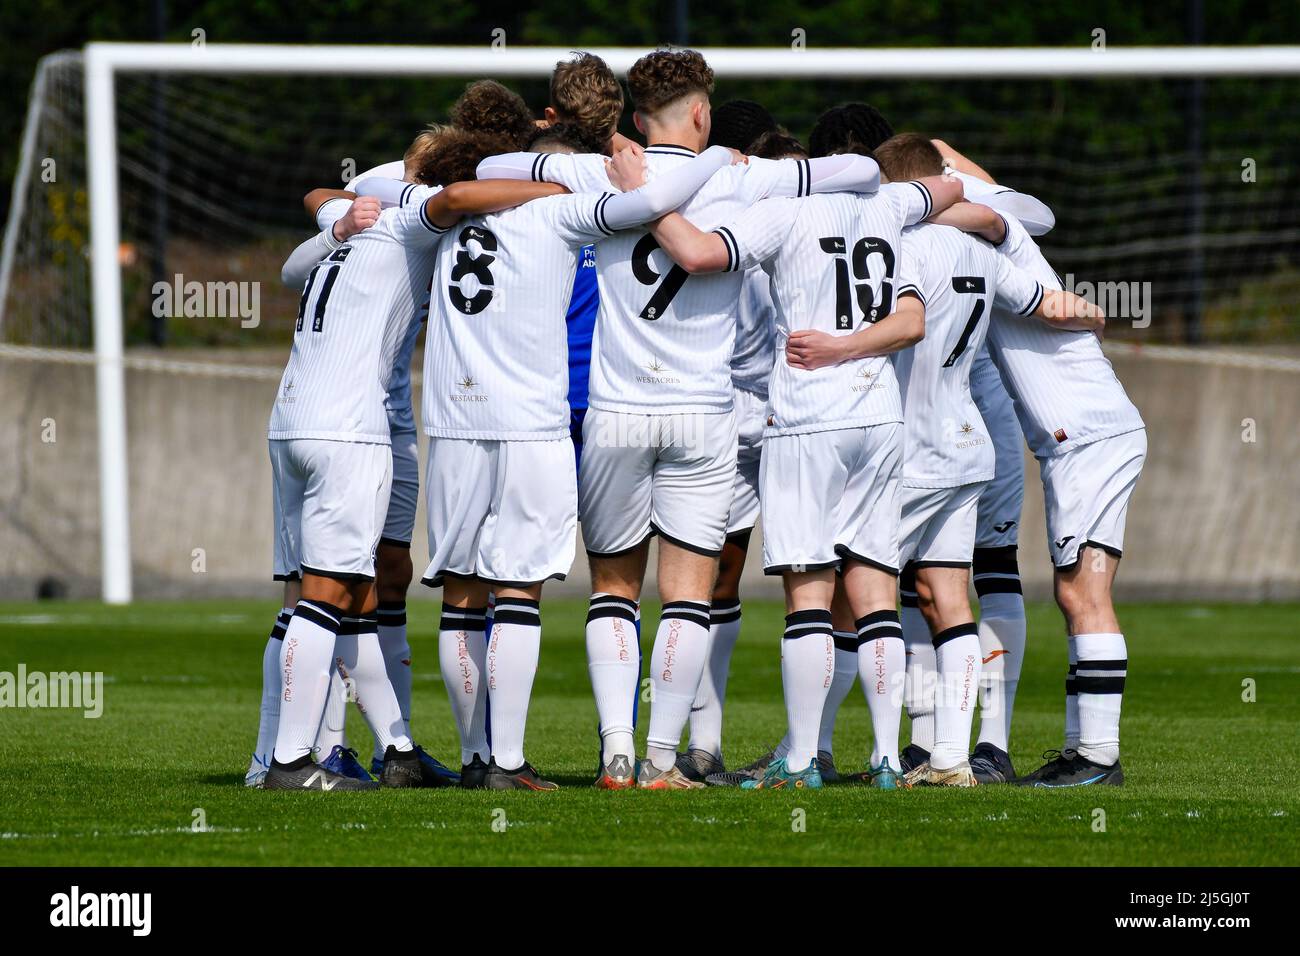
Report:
80,41,1300,602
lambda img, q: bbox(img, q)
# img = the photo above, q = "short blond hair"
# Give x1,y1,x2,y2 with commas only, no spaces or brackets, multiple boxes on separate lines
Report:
550,52,624,143
403,128,441,181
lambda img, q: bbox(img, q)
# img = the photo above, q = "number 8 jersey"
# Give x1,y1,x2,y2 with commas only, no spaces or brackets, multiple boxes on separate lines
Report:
721,183,932,437
269,193,446,444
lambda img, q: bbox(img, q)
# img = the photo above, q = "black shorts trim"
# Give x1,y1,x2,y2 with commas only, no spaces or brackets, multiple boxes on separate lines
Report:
477,572,568,589
377,537,412,550
300,564,375,583
1053,539,1124,571
912,560,972,570
272,571,302,582
724,527,755,548
649,523,723,559
764,560,840,576
834,545,900,577
586,531,654,560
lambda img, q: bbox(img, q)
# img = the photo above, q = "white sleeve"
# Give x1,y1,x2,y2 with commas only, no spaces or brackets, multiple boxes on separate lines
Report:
993,254,1046,316
390,198,453,248
281,227,341,288
895,237,928,306
715,197,797,272
350,178,438,208
477,151,613,193
742,154,881,201
313,159,407,228
882,181,936,226
549,146,734,243
950,170,1055,236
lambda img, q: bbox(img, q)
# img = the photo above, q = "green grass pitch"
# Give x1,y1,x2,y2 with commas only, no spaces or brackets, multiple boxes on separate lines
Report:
1,599,1297,866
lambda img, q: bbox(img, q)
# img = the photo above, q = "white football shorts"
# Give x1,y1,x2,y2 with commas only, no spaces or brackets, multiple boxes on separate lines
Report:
421,436,577,587
760,423,903,575
579,408,739,557
971,348,1025,550
381,429,420,546
270,437,392,582
727,386,766,536
1040,428,1147,569
898,481,987,569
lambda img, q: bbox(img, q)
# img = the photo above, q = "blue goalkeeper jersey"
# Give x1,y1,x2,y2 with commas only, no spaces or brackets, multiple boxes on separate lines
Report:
567,243,597,424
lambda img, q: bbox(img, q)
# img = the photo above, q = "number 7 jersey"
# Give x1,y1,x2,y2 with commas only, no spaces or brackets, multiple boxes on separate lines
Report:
269,193,446,444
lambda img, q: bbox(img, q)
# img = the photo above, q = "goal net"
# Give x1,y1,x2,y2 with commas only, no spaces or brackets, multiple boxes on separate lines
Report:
2,44,1299,602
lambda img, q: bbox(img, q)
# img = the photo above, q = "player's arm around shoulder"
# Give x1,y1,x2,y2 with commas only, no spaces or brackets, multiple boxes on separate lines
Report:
648,212,731,274
786,293,927,371
927,201,1006,244
423,180,569,229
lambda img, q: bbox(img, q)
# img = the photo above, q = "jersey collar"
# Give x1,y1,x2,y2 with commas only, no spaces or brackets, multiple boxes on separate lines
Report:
644,143,698,157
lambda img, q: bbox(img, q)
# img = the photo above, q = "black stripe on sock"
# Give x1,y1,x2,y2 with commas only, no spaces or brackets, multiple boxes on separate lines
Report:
932,621,979,649
899,562,917,591
376,601,407,626
833,632,863,653
662,601,711,629
1065,662,1078,697
784,608,833,640
270,610,292,641
1074,675,1127,695
972,546,1019,575
294,601,344,632
710,601,742,625
439,606,488,632
1076,659,1129,672
856,609,902,641
973,574,1023,596
494,598,541,627
339,617,363,636
356,614,378,635
586,594,637,624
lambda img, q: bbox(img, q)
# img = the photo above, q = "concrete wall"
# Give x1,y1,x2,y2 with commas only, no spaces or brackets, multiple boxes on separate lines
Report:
2,347,1297,602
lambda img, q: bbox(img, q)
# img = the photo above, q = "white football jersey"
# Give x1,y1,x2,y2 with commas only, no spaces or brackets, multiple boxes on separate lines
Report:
722,183,934,437
269,193,446,444
512,147,873,413
893,222,1044,488
986,214,1145,458
314,172,434,436
731,268,777,398
423,193,623,441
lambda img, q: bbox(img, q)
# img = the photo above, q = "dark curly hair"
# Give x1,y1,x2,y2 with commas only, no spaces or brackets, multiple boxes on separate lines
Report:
409,126,518,187
627,48,715,115
749,129,807,160
526,121,607,156
707,99,778,151
450,79,536,149
809,102,895,158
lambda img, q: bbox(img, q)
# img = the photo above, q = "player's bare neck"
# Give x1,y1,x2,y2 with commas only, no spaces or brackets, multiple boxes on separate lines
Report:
643,121,701,154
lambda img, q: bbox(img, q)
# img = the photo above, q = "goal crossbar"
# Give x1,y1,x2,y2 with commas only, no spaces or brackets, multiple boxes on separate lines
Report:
79,42,1300,602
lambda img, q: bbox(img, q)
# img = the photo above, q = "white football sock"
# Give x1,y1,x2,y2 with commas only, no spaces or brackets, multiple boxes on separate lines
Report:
645,601,712,772
931,623,982,771
1065,635,1081,751
586,593,640,764
818,633,859,755
250,609,291,772
781,609,835,773
486,597,542,770
858,610,905,770
338,616,411,755
439,604,489,765
687,601,742,760
1073,632,1127,766
902,599,936,752
313,662,348,759
375,602,412,763
976,592,1026,752
273,601,342,764
972,547,1026,752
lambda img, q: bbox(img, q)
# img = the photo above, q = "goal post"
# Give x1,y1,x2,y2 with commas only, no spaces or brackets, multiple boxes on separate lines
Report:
42,42,1300,602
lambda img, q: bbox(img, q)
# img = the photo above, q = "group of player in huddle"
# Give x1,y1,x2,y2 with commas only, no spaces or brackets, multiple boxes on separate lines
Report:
245,48,1145,793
